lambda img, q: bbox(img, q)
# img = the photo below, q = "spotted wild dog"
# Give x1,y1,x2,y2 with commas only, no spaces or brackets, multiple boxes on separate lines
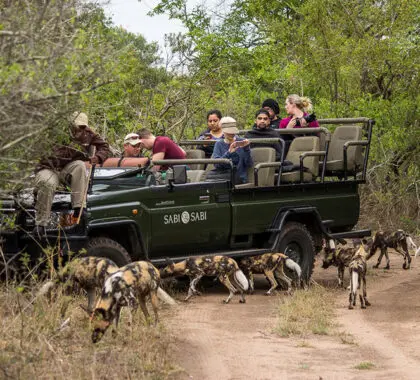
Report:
160,255,249,304
38,256,119,313
322,239,358,288
366,230,413,270
91,261,161,343
239,253,302,295
348,243,371,309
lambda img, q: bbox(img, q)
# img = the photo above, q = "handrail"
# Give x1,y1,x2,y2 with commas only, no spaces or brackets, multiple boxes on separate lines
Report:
179,137,289,146
237,127,331,142
151,158,232,166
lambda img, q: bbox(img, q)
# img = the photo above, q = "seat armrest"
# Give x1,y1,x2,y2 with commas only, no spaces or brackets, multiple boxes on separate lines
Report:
254,162,283,186
299,151,327,182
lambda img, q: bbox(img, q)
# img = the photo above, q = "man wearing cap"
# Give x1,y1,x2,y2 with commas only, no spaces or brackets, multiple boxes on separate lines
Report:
122,133,143,158
253,98,281,130
206,116,253,184
33,112,111,237
245,109,284,161
136,128,186,171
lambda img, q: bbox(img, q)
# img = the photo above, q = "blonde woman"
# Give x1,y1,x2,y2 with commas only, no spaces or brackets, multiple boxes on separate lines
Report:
280,94,319,129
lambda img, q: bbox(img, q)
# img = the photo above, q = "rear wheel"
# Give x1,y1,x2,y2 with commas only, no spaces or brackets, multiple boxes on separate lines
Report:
276,222,315,285
87,237,131,267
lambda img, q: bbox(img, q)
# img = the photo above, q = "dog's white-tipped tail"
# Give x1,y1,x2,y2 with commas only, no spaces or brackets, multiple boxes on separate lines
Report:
234,269,249,292
285,258,302,279
415,246,420,258
351,270,359,294
157,287,177,306
36,280,56,298
406,236,417,254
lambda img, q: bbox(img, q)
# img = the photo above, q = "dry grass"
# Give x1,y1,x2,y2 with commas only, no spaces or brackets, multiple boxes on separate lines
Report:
354,361,375,370
0,284,180,379
275,285,337,337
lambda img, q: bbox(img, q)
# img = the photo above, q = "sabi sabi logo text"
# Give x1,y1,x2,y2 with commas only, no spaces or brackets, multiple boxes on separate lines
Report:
163,211,207,225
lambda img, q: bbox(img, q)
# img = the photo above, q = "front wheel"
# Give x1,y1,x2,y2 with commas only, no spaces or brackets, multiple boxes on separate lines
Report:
276,222,315,284
87,237,131,267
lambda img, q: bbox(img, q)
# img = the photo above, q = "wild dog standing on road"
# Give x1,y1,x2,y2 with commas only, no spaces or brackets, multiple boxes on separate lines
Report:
348,244,371,309
160,255,249,304
366,230,413,270
38,256,119,313
322,239,357,288
91,261,161,343
239,253,302,295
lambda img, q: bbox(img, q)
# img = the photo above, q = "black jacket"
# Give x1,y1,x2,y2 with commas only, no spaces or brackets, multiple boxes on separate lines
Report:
244,128,284,161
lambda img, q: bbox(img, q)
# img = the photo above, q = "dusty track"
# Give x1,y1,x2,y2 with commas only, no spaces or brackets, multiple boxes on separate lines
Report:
167,251,420,379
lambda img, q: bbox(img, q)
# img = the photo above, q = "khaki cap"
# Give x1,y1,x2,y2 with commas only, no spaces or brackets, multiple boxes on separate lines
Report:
220,116,239,134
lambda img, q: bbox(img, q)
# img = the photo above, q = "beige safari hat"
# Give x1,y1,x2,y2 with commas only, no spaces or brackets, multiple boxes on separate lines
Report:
124,133,141,146
220,116,239,134
72,112,89,127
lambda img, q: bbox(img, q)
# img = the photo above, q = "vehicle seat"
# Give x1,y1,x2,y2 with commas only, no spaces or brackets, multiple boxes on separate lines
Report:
185,149,206,170
236,147,276,188
325,125,364,174
280,136,320,183
187,170,206,183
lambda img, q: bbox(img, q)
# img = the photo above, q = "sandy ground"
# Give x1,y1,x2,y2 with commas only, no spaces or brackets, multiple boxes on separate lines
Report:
166,251,420,380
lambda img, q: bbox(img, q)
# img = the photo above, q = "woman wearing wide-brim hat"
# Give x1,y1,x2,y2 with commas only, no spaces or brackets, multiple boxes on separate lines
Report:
205,116,253,184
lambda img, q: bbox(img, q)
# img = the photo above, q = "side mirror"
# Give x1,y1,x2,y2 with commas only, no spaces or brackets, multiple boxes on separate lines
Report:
171,165,187,184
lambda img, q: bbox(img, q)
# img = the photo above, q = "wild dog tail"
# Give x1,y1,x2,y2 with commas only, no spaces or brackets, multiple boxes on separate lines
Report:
285,258,302,286
406,235,417,254
36,280,56,298
157,287,177,306
232,269,249,292
351,269,359,294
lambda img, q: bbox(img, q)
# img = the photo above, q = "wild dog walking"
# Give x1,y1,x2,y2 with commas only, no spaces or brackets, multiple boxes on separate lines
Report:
91,261,161,343
160,255,249,303
38,256,119,313
239,253,302,295
348,244,371,309
366,230,413,270
322,239,357,288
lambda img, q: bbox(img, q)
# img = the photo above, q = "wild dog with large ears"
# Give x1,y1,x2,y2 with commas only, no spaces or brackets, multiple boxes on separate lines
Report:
160,255,249,304
91,261,161,343
366,230,413,270
38,256,119,314
239,253,302,295
348,243,371,309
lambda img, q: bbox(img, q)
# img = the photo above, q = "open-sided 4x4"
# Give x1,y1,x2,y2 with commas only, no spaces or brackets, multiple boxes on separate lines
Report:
0,118,373,283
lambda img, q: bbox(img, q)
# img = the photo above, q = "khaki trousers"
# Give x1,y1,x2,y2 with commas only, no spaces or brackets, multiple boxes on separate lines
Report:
34,160,88,226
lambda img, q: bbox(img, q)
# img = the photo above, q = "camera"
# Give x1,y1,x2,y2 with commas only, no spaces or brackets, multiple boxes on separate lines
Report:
295,113,316,127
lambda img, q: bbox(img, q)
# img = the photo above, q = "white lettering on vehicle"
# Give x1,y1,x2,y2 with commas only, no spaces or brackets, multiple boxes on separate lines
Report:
164,211,207,225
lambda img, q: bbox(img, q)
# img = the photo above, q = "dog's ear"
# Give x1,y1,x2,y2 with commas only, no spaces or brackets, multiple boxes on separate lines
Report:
164,256,175,269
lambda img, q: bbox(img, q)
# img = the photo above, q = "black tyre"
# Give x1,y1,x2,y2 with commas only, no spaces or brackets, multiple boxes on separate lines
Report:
87,237,131,267
276,222,315,284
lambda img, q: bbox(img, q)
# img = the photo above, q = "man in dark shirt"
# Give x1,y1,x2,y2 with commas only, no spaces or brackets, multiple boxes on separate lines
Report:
245,109,284,161
34,112,111,236
137,128,186,171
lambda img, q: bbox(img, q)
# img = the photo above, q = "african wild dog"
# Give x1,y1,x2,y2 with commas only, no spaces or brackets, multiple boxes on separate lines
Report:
348,244,371,309
239,253,302,295
322,239,358,288
366,230,413,270
38,256,119,313
160,255,249,304
91,261,161,343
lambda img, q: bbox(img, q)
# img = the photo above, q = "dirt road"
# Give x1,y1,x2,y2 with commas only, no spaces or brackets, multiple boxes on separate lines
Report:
167,252,420,379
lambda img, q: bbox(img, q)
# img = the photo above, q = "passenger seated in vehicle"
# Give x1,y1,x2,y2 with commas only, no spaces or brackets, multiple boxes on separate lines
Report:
279,94,319,154
252,98,281,129
245,109,284,161
137,128,186,171
196,109,224,158
205,117,253,184
114,133,144,167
